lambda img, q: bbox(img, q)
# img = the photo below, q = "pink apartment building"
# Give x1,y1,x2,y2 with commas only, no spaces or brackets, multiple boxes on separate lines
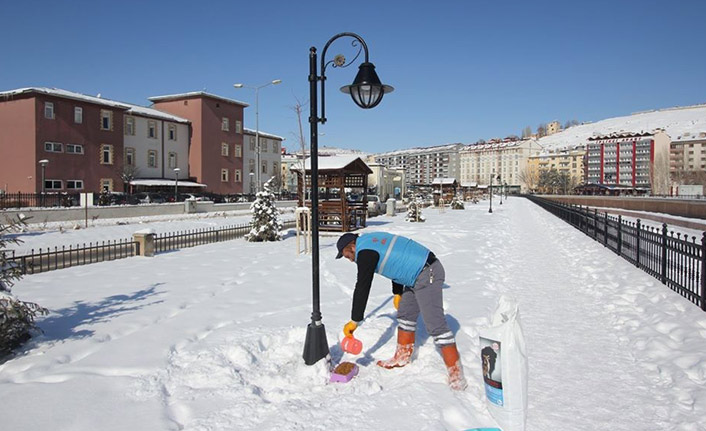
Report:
149,92,248,195
0,88,125,193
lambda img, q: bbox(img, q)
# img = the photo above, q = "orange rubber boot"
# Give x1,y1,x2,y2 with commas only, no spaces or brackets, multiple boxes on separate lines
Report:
377,329,415,369
441,344,468,391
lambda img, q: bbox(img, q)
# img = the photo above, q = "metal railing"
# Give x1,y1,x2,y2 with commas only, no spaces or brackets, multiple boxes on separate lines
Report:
0,192,80,209
3,219,297,275
526,195,705,311
2,238,138,275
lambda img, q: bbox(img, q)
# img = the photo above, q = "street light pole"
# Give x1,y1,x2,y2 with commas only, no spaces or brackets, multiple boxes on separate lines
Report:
488,172,493,213
303,32,393,366
38,159,48,207
173,167,180,201
498,175,503,205
234,79,282,193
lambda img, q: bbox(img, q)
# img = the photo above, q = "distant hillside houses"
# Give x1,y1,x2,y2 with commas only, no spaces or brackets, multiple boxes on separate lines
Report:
372,103,706,195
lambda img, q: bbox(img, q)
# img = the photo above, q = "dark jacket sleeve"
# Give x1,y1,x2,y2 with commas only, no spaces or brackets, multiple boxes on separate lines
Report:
351,249,379,322
392,282,404,295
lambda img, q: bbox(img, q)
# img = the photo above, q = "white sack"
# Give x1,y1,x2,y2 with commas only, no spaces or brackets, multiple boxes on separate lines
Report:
479,296,528,431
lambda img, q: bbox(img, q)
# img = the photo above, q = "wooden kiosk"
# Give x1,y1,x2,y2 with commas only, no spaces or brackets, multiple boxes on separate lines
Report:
295,155,373,232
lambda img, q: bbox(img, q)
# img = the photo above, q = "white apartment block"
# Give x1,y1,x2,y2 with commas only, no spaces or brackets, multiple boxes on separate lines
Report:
670,132,706,175
459,139,541,192
280,153,305,194
374,143,463,188
122,106,190,180
586,130,671,193
243,128,284,193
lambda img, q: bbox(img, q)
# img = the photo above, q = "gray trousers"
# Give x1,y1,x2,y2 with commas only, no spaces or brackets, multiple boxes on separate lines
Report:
396,260,455,346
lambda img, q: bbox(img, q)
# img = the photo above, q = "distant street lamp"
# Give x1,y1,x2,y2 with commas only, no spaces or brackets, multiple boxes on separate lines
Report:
234,79,282,193
303,32,393,366
38,159,49,207
498,175,503,205
173,167,181,201
489,172,494,213
504,181,508,199
249,172,255,197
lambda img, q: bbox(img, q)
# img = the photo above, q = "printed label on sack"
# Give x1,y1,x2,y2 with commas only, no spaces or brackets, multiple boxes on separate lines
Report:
480,337,503,406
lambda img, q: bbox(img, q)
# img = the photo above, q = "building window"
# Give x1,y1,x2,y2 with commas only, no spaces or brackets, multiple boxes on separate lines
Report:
272,141,279,153
168,124,177,140
148,150,158,168
249,159,255,173
222,117,229,131
125,147,135,166
44,179,62,190
100,178,113,192
221,142,229,156
66,144,84,154
168,152,177,169
235,120,242,134
74,107,83,124
273,162,278,174
250,136,256,151
125,117,136,135
261,139,268,153
44,141,63,153
100,144,114,165
44,102,55,119
234,169,242,183
261,161,267,174
148,120,157,139
221,169,229,182
235,144,242,158
66,180,84,190
100,110,113,131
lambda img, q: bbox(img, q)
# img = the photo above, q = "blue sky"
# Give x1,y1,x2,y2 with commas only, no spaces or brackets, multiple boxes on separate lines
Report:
2,0,705,154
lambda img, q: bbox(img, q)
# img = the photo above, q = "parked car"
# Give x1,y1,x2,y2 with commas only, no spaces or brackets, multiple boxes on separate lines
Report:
366,195,386,216
135,192,166,204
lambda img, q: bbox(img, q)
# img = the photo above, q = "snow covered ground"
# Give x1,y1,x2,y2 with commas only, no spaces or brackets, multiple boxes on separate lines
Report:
1,198,705,431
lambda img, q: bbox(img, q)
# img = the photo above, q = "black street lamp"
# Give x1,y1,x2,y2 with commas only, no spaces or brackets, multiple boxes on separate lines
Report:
173,168,180,201
39,159,48,207
498,175,503,205
488,172,494,213
504,181,508,199
303,32,393,366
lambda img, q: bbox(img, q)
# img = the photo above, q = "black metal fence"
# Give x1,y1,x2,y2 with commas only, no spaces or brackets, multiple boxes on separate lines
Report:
2,238,138,275
0,192,80,209
154,219,296,253
526,195,705,311
3,219,297,275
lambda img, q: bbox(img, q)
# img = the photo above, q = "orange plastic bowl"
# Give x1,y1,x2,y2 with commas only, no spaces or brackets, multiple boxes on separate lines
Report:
340,336,363,355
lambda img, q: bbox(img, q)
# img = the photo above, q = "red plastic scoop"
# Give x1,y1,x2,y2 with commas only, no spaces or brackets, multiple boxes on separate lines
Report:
340,336,363,355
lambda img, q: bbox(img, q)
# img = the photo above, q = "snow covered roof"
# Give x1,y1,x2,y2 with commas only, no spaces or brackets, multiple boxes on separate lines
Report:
0,87,191,124
461,182,478,188
461,139,540,152
375,143,464,157
130,179,207,188
243,128,284,140
295,155,372,173
148,91,249,107
431,178,457,185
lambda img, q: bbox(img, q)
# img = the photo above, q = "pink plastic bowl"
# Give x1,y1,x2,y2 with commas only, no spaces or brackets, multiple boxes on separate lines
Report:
340,336,363,355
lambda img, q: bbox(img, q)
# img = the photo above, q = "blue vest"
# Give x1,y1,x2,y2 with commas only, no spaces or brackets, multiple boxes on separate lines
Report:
355,232,430,286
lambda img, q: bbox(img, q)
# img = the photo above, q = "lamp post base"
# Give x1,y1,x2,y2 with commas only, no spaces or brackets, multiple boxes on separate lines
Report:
303,321,330,365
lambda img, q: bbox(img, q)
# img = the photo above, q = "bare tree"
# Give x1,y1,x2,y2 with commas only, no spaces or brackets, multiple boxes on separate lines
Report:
536,123,547,138
118,165,140,193
517,166,539,193
521,126,533,139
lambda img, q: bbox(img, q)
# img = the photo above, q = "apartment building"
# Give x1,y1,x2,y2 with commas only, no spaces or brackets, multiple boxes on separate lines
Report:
670,131,706,177
122,105,190,189
149,92,248,195
0,88,127,193
546,121,561,136
243,128,284,194
459,139,541,193
374,143,463,189
526,146,586,192
586,130,671,194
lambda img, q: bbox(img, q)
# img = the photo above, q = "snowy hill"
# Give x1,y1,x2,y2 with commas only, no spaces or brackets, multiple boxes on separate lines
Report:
537,104,706,152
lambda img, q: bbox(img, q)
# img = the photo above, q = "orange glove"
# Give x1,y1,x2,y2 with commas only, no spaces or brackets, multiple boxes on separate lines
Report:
393,294,402,310
343,321,358,338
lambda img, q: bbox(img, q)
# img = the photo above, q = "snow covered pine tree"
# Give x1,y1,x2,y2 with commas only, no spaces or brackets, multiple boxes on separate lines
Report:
405,199,426,222
245,178,283,242
1,215,47,358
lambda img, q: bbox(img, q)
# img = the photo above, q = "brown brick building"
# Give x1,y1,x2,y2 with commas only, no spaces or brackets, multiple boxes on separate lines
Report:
149,92,248,195
0,88,126,193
